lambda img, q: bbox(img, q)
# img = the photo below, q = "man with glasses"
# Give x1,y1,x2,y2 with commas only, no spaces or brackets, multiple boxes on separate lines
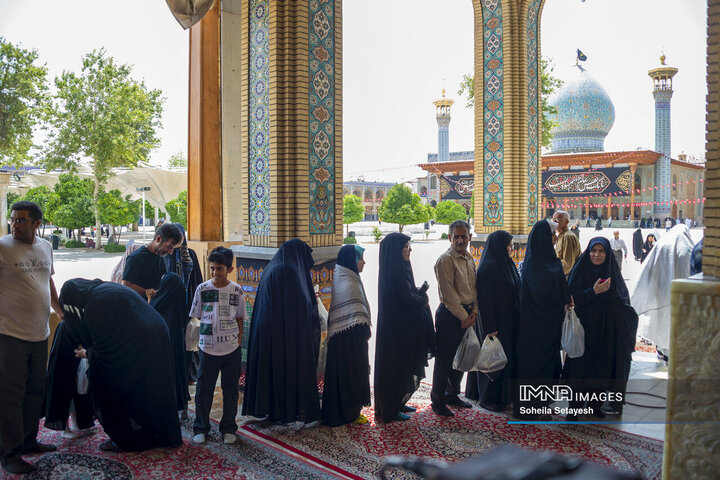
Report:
0,202,64,474
431,220,477,417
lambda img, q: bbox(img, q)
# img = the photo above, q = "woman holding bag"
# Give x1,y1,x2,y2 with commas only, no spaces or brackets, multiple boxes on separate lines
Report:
466,230,519,412
564,238,638,419
514,220,573,420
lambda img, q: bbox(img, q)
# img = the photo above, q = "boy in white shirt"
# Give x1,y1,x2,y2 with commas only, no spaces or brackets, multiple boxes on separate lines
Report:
189,247,246,445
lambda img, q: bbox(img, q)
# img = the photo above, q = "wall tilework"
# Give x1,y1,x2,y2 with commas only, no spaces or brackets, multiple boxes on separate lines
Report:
308,0,336,234
526,0,541,226
249,0,271,235
482,0,504,226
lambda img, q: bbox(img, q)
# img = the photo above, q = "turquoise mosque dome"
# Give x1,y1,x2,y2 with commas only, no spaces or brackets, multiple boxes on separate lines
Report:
549,65,615,153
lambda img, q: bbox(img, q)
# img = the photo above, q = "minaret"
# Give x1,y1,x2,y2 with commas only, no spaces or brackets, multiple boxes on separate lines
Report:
648,54,678,216
433,89,454,163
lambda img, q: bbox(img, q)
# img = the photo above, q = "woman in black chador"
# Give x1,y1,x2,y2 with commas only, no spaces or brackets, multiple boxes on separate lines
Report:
514,220,572,419
564,238,638,418
58,279,182,452
150,273,190,416
640,233,656,263
242,239,321,424
374,233,435,423
322,245,372,426
465,230,519,412
632,229,644,262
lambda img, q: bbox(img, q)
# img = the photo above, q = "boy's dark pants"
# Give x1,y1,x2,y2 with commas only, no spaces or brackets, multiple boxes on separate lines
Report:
193,347,242,435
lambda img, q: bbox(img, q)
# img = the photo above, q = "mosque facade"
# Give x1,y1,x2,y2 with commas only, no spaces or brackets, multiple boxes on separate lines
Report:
418,57,705,224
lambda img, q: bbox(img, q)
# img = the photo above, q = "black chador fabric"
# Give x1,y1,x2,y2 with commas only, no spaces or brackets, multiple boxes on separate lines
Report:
564,238,638,413
466,231,519,407
322,245,371,426
515,221,570,414
595,218,603,231
151,273,190,411
374,233,435,422
45,321,95,431
185,248,203,383
632,229,643,261
242,239,321,423
59,279,182,451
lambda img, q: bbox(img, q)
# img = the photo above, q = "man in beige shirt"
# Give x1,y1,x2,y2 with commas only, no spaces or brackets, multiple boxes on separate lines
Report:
431,220,477,417
553,210,581,276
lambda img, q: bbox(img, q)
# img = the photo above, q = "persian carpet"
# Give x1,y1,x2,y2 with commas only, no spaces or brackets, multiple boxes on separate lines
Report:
1,420,353,480
243,384,663,480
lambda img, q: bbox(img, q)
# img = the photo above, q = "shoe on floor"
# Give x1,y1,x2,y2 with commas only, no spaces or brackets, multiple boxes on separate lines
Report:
223,433,237,444
99,440,122,452
479,402,503,412
431,404,455,417
179,409,189,421
394,412,411,421
399,405,416,413
446,396,472,408
353,414,369,425
21,441,57,454
192,434,206,444
2,459,37,474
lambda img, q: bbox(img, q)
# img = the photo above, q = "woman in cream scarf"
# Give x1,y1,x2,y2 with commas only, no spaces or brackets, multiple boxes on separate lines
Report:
321,244,372,426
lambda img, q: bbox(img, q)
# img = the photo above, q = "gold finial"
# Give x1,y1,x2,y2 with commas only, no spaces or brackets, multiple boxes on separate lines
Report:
441,88,446,98
660,53,666,65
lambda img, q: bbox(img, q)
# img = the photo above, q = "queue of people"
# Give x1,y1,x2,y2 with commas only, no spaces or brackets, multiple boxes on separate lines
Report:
0,200,698,475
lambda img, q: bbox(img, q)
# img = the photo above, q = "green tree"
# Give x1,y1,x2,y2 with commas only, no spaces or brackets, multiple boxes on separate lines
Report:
165,190,187,229
45,173,94,240
0,38,49,166
42,49,164,249
168,151,186,168
97,189,135,240
5,192,21,218
378,184,428,232
343,194,364,236
435,200,467,225
458,57,563,149
424,204,436,221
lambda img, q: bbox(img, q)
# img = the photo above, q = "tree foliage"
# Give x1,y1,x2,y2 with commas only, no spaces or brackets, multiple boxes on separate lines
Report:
165,190,187,229
378,184,428,232
0,37,49,165
5,192,21,218
424,204,435,221
458,57,563,149
168,151,186,168
42,49,164,248
435,200,468,225
98,189,135,228
343,194,364,235
45,173,94,237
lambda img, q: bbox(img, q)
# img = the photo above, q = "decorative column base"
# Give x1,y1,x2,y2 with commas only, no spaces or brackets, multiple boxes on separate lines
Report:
663,276,720,479
470,234,528,269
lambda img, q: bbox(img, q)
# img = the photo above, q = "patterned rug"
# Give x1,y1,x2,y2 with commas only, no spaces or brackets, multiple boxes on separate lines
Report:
243,384,664,480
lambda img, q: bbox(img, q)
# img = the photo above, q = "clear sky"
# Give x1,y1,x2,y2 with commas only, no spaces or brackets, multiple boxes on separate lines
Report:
0,0,708,183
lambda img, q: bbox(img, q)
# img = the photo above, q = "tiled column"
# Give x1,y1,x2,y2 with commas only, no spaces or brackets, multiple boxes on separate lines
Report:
663,2,720,479
472,0,543,236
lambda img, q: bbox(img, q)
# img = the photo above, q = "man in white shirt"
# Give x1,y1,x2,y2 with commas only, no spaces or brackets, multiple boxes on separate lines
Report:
0,202,63,474
609,230,628,273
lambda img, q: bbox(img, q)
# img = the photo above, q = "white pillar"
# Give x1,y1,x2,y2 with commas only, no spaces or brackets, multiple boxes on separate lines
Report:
154,206,159,226
0,173,11,237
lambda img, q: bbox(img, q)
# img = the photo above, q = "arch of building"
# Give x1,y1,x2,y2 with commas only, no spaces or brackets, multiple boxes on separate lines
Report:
185,2,720,476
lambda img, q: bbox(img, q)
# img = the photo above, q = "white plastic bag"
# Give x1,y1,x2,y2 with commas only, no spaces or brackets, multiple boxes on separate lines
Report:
185,318,200,352
561,309,585,358
76,358,89,395
476,335,508,373
316,286,329,378
453,327,482,372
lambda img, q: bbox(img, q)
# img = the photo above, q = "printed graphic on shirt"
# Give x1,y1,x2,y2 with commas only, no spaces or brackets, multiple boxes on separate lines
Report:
199,323,213,335
201,289,218,303
14,257,52,274
220,320,236,331
189,281,245,356
219,306,230,317
229,294,240,306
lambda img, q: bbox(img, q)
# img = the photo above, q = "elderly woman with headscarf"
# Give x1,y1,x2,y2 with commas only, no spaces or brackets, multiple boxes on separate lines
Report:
465,231,520,412
242,239,321,424
374,233,435,423
321,245,372,426
150,273,190,419
514,220,573,420
632,225,694,363
564,238,639,419
58,279,182,452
